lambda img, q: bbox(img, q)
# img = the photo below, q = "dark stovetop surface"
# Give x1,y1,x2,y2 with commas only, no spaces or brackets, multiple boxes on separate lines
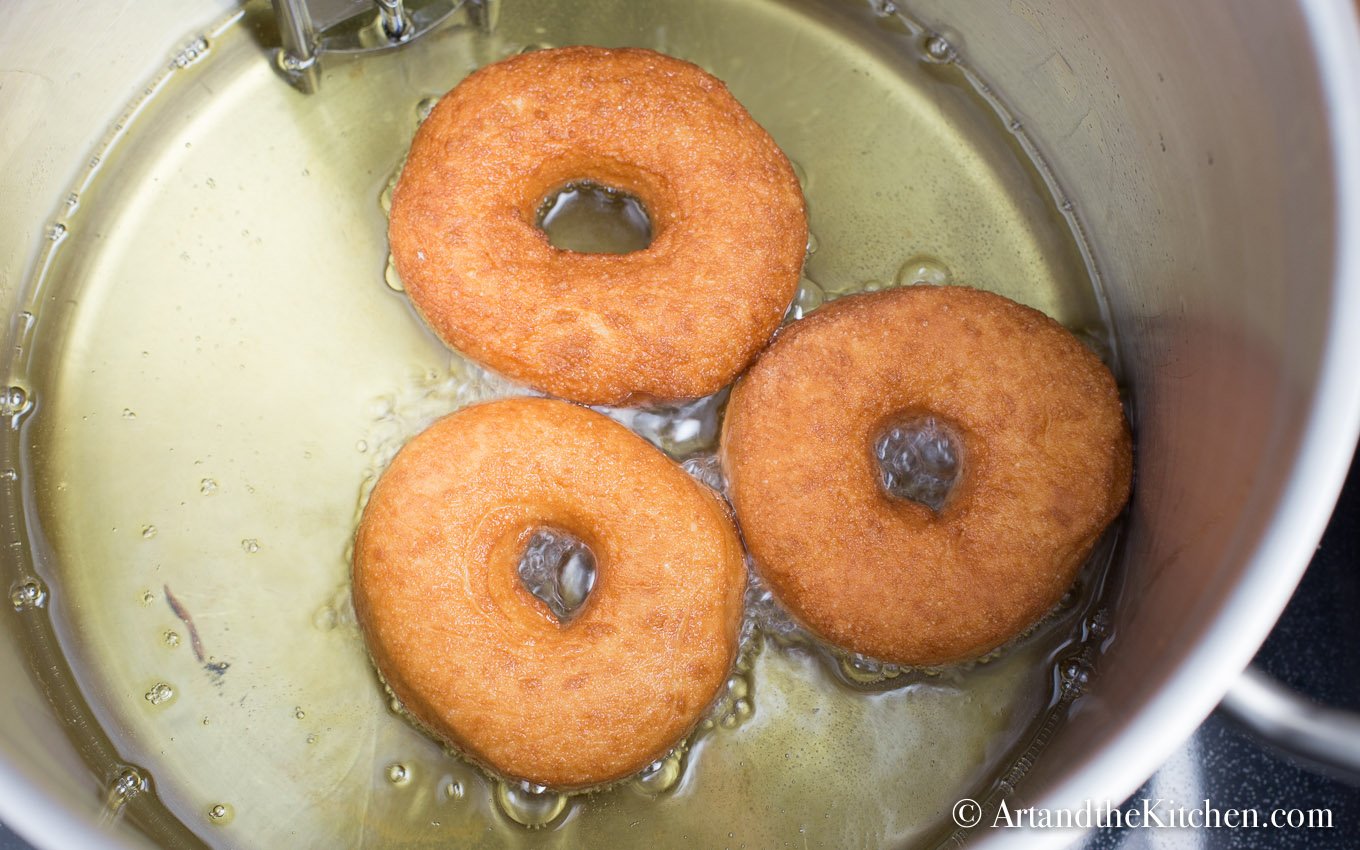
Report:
3,459,1358,849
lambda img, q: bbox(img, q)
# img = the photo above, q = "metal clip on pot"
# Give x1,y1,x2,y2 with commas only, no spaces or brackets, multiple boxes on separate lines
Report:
270,0,485,92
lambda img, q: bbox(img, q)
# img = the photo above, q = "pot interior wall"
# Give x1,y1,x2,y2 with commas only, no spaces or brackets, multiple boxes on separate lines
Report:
899,0,1341,814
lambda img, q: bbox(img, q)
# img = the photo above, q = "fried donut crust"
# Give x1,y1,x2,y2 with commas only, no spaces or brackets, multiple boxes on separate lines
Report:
388,46,807,406
353,398,747,788
721,286,1132,666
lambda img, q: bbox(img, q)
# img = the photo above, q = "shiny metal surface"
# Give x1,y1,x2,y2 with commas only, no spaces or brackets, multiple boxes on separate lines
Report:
1221,667,1360,784
378,0,413,38
270,0,476,74
1,0,1359,848
317,0,471,54
906,0,1360,845
270,0,321,91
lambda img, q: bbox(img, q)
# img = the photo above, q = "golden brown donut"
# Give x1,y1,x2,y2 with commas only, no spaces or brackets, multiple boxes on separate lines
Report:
388,46,807,406
721,286,1132,667
353,397,747,788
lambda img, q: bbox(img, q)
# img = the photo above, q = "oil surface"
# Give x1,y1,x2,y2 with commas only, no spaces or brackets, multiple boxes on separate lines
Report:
8,0,1115,847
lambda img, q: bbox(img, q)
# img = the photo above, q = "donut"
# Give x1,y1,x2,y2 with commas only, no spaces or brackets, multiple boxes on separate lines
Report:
353,397,747,788
721,286,1132,667
388,46,807,406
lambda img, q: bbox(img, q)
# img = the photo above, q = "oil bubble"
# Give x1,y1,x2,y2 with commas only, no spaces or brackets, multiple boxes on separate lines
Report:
103,766,147,818
207,803,234,824
384,257,405,292
2,386,32,420
518,528,596,622
875,416,959,512
634,751,684,795
10,579,47,611
784,278,825,321
895,255,952,288
727,675,750,700
171,36,210,69
144,682,175,706
241,539,260,554
839,654,888,684
1085,609,1112,640
386,763,411,786
923,34,956,63
113,768,145,798
599,391,726,458
163,630,180,648
495,782,566,829
443,779,465,801
141,525,157,540
702,667,758,730
1060,655,1093,696
200,478,218,495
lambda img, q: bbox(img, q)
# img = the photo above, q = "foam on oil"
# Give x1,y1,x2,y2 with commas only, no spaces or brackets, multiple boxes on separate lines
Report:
5,0,1121,847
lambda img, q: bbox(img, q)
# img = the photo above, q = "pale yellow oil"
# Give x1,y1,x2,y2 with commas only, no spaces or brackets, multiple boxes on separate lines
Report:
4,0,1119,847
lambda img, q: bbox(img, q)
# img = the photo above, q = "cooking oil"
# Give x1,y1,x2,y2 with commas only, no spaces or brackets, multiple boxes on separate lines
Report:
2,0,1121,847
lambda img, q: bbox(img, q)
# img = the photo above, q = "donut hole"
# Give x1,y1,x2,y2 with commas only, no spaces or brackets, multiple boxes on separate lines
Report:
874,415,961,512
536,181,652,254
517,526,597,623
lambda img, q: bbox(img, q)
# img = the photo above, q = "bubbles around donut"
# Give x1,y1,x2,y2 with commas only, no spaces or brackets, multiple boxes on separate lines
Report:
721,286,1132,667
353,398,747,788
388,46,808,406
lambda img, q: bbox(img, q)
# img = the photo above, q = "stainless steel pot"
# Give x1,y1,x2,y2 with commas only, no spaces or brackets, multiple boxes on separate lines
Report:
2,0,1358,847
